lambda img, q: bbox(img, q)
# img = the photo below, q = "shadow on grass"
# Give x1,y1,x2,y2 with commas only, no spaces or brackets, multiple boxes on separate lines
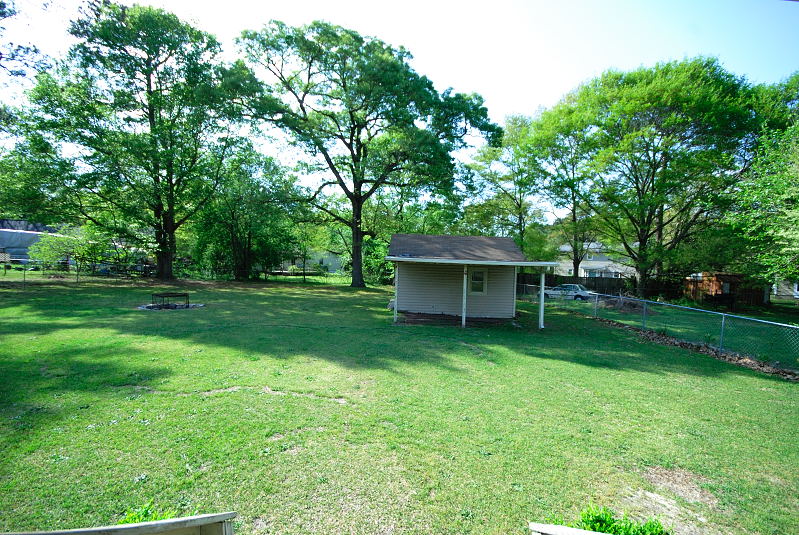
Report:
0,280,788,402
0,342,172,438
0,280,464,376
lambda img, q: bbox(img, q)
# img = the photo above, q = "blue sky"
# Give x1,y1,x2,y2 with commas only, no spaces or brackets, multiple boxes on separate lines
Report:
8,0,798,122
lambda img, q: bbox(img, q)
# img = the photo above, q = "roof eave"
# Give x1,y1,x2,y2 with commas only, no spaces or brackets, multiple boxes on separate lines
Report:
385,256,559,267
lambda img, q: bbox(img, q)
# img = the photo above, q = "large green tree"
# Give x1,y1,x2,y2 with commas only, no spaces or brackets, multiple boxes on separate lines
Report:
25,3,253,279
0,135,76,224
0,0,48,79
239,21,500,287
727,124,799,282
193,145,297,280
526,98,599,276
571,58,755,294
468,115,544,256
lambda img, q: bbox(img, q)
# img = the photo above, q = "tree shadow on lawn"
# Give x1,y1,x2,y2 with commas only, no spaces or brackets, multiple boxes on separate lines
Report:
1,282,788,385
0,282,465,375
513,306,792,384
0,343,172,438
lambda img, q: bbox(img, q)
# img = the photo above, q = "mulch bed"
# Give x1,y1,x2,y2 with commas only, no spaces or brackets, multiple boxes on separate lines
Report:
595,317,799,381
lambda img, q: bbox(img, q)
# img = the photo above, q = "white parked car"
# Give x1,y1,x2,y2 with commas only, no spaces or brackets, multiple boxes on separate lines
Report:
544,284,593,300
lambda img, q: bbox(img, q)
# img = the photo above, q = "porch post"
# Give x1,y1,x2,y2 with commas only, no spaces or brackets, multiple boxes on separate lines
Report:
462,264,468,328
393,262,398,323
539,270,546,329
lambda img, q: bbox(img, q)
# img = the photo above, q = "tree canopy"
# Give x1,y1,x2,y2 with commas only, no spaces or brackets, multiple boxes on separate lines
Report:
239,20,501,286
540,58,756,293
728,124,799,282
1,4,795,292
23,3,255,279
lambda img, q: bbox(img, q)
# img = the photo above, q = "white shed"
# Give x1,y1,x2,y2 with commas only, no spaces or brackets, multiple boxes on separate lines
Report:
386,234,558,328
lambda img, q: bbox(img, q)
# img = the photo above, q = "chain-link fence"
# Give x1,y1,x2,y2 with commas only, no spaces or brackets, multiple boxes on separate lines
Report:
518,284,799,367
1,258,158,287
1,258,352,287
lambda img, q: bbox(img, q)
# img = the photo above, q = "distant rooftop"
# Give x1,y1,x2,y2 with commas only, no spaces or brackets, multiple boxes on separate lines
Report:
0,219,55,233
558,242,604,253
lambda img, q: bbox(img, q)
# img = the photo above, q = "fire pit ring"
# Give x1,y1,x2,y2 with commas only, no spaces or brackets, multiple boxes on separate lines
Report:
152,292,189,308
138,292,204,310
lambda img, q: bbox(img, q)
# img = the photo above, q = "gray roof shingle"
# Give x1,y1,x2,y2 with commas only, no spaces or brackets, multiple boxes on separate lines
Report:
388,234,527,262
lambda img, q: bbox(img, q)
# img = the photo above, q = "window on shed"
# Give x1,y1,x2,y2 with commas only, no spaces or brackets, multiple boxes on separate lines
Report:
469,269,487,294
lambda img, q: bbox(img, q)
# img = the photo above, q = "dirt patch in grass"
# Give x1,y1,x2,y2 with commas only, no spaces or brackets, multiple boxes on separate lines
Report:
620,489,726,535
251,517,269,532
198,386,243,395
110,384,166,394
262,385,347,404
644,466,718,507
39,366,68,378
109,383,348,404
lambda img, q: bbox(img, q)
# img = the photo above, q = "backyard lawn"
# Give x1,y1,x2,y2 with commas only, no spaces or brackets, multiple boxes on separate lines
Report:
0,279,797,534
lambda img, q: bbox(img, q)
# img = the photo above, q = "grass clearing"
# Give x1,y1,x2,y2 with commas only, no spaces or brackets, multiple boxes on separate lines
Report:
1,280,797,534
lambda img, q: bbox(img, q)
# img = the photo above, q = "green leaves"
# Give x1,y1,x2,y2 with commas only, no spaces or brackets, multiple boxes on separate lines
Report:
22,3,258,279
530,58,756,292
239,20,498,286
728,124,799,281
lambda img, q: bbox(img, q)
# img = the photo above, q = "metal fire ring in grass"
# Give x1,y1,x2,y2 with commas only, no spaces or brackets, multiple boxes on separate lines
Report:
137,292,206,310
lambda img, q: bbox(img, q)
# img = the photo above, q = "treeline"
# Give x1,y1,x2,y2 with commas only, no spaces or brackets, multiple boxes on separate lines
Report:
1,2,797,293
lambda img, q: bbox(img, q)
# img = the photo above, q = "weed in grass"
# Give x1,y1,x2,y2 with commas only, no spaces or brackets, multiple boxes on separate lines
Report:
559,505,670,535
118,502,177,524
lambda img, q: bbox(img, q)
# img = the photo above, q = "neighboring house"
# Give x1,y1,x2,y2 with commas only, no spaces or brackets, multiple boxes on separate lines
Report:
773,279,799,301
555,243,635,278
0,220,58,262
314,251,343,273
386,234,557,327
278,250,343,273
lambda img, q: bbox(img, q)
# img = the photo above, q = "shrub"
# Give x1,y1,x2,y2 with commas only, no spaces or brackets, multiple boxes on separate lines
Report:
558,505,670,535
118,502,177,524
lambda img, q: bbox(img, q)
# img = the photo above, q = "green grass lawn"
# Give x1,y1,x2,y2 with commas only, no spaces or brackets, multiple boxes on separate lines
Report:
1,280,797,534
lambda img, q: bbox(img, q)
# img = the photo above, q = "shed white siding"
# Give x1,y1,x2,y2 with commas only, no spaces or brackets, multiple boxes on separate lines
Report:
396,262,516,318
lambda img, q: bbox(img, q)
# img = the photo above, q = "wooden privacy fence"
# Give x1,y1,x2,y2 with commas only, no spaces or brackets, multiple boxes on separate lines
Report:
6,513,236,535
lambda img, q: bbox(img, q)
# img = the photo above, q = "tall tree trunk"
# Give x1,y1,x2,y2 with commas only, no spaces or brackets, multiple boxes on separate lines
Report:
351,225,365,287
655,205,664,278
637,270,651,299
350,200,366,288
570,203,582,277
156,247,174,280
156,210,176,280
635,244,651,298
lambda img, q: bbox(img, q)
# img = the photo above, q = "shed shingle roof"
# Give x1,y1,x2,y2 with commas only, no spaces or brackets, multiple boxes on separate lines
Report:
388,234,527,262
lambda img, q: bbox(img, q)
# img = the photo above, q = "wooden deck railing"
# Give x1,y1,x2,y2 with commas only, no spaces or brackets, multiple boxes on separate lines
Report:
529,523,606,535
7,512,237,535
